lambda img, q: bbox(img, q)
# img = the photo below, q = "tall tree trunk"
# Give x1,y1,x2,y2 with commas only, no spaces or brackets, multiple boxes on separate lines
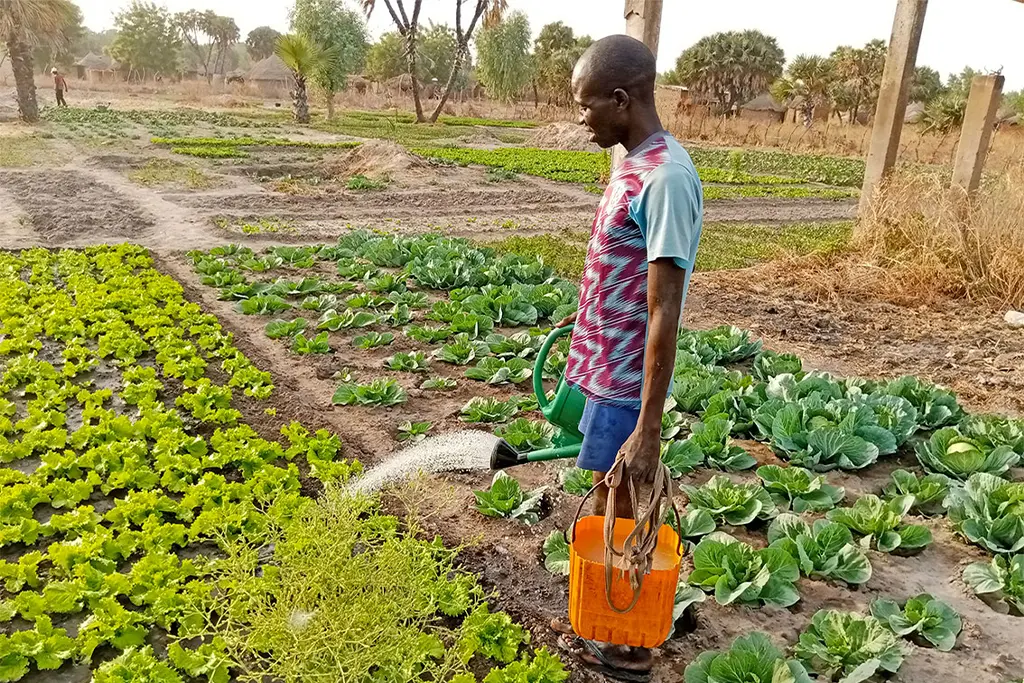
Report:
293,76,310,124
429,47,466,123
7,31,39,124
326,90,335,121
405,31,425,123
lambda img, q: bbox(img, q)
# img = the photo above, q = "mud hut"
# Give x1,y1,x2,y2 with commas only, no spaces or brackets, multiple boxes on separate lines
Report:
739,93,787,124
247,55,293,97
74,53,119,83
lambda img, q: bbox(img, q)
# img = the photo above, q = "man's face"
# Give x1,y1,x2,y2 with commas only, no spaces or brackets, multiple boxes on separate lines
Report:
572,66,628,149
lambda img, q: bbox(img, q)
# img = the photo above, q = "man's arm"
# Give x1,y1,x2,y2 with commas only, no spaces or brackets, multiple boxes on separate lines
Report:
620,259,685,482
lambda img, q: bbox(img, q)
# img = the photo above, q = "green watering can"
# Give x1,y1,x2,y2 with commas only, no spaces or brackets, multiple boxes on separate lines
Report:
490,325,588,470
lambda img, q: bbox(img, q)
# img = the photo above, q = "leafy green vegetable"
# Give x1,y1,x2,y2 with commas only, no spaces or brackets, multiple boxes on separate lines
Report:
559,467,592,496
826,495,932,553
678,326,762,364
660,440,705,478
385,351,431,372
874,375,964,430
682,476,777,526
397,421,432,443
871,593,962,651
486,332,542,359
265,318,307,339
794,610,905,682
757,465,845,513
434,334,489,365
237,294,291,315
542,530,569,575
421,377,457,391
686,532,800,607
332,378,407,407
916,427,1017,480
963,553,1024,616
946,473,1024,554
767,514,871,585
959,414,1024,460
472,472,545,525
317,309,377,331
882,469,951,516
684,632,812,683
687,417,756,471
465,357,533,385
461,397,518,423
752,350,803,381
353,332,395,349
406,324,454,344
670,509,717,544
291,332,331,354
495,419,554,452
92,645,183,683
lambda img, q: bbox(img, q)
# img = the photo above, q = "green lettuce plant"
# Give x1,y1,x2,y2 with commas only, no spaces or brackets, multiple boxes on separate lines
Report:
767,514,871,585
963,553,1024,616
318,309,377,331
542,530,569,575
757,465,844,513
681,476,777,526
684,632,812,683
559,467,592,496
794,610,906,682
882,469,951,516
826,495,932,554
686,532,799,607
291,332,330,354
486,332,542,359
495,419,554,452
352,332,394,349
332,379,407,407
465,357,532,385
397,421,432,443
461,397,518,423
406,324,454,344
947,473,1024,554
386,352,431,373
265,318,307,339
434,334,489,365
421,377,457,391
472,472,545,525
237,294,291,315
870,594,962,651
916,427,1017,480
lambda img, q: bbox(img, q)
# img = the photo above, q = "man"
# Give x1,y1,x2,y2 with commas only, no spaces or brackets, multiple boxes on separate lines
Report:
52,68,69,107
552,34,703,682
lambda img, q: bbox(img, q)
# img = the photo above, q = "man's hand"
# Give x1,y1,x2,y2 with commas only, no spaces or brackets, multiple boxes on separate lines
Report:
556,311,578,328
618,425,662,484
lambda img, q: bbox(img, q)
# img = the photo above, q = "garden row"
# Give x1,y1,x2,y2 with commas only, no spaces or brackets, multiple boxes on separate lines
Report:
0,245,559,682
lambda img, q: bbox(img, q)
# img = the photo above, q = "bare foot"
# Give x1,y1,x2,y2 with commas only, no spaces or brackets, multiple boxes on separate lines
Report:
551,619,652,679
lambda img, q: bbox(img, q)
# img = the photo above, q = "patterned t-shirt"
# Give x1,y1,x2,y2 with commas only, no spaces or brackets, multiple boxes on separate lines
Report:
564,131,703,407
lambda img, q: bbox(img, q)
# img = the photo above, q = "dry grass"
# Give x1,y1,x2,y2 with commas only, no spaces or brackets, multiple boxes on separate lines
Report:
775,168,1024,310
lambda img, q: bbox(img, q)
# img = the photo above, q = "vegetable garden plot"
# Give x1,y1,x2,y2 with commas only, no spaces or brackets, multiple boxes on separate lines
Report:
185,233,1024,682
0,246,557,682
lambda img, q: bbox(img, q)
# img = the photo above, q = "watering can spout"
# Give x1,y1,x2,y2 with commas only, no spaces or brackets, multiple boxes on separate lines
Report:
490,439,528,470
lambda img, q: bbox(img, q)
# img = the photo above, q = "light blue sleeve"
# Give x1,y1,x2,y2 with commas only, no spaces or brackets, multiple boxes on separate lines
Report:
629,162,702,270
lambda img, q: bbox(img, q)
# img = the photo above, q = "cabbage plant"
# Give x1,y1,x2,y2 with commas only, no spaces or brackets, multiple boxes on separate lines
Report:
685,633,812,683
915,427,1016,481
963,553,1024,616
681,476,777,526
959,414,1024,460
472,472,545,525
882,469,952,516
826,495,932,554
873,375,963,430
767,514,871,585
871,593,962,651
947,473,1024,554
794,610,905,682
686,533,799,607
757,465,845,513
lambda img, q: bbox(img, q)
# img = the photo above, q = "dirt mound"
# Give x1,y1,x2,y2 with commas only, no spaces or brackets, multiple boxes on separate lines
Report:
321,140,426,180
526,122,599,152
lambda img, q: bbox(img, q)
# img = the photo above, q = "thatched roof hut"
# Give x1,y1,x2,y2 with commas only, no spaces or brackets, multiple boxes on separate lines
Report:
74,52,119,82
247,55,292,96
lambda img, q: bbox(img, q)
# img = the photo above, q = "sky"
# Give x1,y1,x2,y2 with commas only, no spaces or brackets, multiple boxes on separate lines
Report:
76,0,1024,90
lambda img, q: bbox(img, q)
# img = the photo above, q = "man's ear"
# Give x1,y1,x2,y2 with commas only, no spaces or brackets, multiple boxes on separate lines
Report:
612,88,630,111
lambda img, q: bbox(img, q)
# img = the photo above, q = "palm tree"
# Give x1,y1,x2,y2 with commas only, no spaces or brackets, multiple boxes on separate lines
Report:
275,33,338,124
1,0,79,123
771,55,833,127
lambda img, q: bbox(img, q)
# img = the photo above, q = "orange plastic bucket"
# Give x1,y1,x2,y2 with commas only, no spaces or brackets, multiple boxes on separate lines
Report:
568,515,682,648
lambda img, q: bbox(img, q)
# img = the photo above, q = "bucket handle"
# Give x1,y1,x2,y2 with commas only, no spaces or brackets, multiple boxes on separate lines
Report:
569,460,681,615
535,325,574,411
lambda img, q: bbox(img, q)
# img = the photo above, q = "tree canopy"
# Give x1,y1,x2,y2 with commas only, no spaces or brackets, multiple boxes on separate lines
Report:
291,0,368,101
533,21,591,106
364,31,405,82
245,26,282,62
108,0,181,78
674,30,785,110
475,10,531,103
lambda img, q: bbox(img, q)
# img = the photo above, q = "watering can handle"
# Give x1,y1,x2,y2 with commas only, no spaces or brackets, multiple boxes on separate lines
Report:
535,324,575,411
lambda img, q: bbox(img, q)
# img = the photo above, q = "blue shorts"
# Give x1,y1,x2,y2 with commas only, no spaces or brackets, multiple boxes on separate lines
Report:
576,400,641,473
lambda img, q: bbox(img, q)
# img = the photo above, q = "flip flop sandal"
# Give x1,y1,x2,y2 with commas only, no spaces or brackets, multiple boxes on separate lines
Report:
557,633,652,683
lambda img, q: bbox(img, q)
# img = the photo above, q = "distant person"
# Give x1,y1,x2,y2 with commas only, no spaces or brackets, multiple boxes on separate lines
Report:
52,68,68,107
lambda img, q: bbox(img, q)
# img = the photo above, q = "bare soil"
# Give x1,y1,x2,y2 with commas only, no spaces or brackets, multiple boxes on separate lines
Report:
1,132,1019,683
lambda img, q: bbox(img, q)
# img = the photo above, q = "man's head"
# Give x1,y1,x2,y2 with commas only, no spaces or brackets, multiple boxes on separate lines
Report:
571,35,657,149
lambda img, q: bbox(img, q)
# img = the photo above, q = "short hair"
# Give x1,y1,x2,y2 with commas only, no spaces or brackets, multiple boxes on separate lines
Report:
575,35,657,102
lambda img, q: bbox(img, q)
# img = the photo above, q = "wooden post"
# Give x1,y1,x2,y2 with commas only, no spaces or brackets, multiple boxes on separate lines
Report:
858,0,928,218
612,0,664,169
951,74,1004,194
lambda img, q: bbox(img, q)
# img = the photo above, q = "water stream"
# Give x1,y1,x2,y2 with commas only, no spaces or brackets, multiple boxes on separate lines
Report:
349,430,501,493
